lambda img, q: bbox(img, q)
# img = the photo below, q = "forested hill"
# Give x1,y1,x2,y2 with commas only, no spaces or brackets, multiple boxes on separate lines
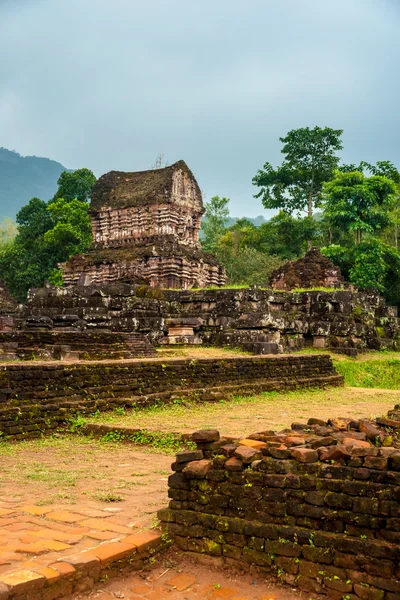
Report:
0,148,71,218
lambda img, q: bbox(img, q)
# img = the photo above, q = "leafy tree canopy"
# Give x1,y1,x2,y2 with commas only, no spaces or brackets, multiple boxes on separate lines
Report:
0,168,95,301
51,168,96,203
45,198,92,262
0,218,17,249
201,196,230,252
323,169,396,244
256,211,320,259
253,126,343,216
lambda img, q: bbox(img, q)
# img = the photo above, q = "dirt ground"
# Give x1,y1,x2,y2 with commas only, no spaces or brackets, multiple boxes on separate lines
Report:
85,386,399,437
0,437,172,533
70,550,312,600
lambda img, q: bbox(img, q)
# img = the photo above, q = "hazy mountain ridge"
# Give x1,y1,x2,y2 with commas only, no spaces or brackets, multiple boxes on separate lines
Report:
0,148,71,218
0,148,269,225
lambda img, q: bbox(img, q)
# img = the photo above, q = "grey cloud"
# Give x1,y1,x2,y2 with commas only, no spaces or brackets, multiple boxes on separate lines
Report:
0,0,399,216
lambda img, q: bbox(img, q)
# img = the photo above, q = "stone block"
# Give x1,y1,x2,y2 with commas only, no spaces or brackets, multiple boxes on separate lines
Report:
225,458,244,471
291,448,319,463
192,430,220,443
175,450,204,463
234,446,263,464
238,438,267,450
183,459,212,479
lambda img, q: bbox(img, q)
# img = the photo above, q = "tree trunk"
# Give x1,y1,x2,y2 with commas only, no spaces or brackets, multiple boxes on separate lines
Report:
308,190,313,218
307,190,313,248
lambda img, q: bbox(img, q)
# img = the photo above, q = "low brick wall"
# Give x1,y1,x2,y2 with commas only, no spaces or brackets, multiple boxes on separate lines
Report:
0,330,156,361
0,355,342,440
159,414,400,598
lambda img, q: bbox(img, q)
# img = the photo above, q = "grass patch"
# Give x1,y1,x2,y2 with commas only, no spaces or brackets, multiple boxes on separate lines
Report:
298,348,400,390
36,492,76,505
90,491,124,503
24,464,81,486
333,357,400,389
99,428,195,454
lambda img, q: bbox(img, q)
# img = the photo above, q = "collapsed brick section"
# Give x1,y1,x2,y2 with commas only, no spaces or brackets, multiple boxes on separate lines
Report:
0,355,341,439
269,247,345,291
159,411,400,598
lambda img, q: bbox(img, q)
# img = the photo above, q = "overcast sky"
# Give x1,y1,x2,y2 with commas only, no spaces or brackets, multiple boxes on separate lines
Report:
1,0,399,217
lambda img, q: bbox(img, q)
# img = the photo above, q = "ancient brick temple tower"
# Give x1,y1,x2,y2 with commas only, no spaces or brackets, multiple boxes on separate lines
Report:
61,160,226,289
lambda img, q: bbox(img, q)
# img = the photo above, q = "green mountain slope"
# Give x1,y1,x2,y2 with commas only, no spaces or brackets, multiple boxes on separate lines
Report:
0,148,71,218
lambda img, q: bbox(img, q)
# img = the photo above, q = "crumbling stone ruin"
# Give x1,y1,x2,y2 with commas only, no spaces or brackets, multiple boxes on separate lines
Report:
269,246,345,290
61,160,226,289
159,404,400,598
21,284,400,355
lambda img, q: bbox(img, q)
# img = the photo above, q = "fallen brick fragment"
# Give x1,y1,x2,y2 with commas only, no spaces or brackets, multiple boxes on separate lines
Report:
192,430,220,443
234,446,262,464
183,459,212,479
166,572,196,591
291,448,319,463
238,438,267,450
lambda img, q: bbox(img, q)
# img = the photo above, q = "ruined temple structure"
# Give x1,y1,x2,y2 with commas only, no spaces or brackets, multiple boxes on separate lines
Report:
269,246,345,291
61,160,226,289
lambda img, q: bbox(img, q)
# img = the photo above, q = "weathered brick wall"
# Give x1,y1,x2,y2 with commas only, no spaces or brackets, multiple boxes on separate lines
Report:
22,285,400,353
0,330,156,361
159,417,400,598
0,355,341,440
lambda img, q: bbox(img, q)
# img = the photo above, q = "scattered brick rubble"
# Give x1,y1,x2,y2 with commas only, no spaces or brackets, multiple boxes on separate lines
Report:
159,404,400,598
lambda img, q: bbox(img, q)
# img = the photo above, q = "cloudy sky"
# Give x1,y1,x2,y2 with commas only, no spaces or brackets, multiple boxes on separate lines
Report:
1,0,399,217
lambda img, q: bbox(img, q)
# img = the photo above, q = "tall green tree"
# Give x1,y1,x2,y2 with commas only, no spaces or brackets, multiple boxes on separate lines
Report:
219,247,283,286
45,198,92,262
0,168,95,301
51,168,96,203
256,212,321,258
0,199,54,300
201,196,230,252
253,126,343,217
323,170,396,244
